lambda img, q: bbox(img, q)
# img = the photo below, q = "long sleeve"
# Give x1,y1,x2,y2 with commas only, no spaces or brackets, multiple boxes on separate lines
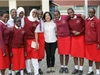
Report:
0,25,5,52
97,20,100,44
79,19,85,34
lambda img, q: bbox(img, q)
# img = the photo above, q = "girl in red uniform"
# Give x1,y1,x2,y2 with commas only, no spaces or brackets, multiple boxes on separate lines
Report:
0,11,10,75
17,7,25,28
24,9,39,75
85,8,100,75
54,10,71,74
67,8,85,75
35,10,44,74
10,17,26,75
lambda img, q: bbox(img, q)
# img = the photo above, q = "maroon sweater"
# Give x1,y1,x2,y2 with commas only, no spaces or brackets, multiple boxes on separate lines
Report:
85,16,100,44
24,17,39,39
54,15,70,37
68,15,85,36
0,22,10,52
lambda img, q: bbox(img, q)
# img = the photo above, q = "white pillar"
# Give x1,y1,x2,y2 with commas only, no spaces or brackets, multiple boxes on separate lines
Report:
42,0,49,13
97,6,100,19
9,0,17,18
84,0,88,18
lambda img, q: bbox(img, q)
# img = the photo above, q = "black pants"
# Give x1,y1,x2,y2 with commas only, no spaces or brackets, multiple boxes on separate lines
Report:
45,41,57,68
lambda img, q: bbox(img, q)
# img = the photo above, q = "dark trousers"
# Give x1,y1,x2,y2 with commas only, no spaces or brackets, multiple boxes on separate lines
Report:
45,41,57,68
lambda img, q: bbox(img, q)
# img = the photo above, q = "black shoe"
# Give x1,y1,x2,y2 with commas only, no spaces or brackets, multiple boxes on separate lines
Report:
39,68,43,74
59,67,65,73
78,70,83,75
24,69,27,74
64,68,69,73
16,71,20,75
72,69,79,74
9,73,12,75
87,71,94,75
27,72,32,75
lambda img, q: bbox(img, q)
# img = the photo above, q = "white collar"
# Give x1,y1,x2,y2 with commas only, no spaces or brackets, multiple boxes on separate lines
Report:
59,16,61,21
88,17,94,20
15,25,21,30
71,15,77,20
0,20,6,25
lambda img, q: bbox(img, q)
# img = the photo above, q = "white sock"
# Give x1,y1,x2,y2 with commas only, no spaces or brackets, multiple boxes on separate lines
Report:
65,66,68,68
75,65,78,70
79,66,83,71
0,71,1,75
88,66,92,73
61,65,64,68
12,71,15,75
31,58,39,75
20,70,24,75
8,69,12,74
96,69,100,74
26,59,31,73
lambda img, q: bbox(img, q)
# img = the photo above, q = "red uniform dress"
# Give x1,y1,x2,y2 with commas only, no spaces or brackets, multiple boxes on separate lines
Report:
10,26,26,70
54,15,71,55
24,17,39,59
0,21,10,70
68,15,85,58
85,16,100,62
35,19,45,60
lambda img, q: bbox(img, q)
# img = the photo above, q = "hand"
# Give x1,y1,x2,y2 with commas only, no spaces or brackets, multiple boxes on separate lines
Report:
3,52,6,57
10,53,13,57
81,14,86,19
74,32,80,36
97,44,100,50
35,43,39,51
24,52,27,56
71,30,77,34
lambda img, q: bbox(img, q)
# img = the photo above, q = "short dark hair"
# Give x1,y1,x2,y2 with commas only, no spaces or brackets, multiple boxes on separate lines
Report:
10,9,16,13
54,10,60,14
67,8,74,12
42,12,52,21
0,11,8,17
89,8,95,14
14,17,21,23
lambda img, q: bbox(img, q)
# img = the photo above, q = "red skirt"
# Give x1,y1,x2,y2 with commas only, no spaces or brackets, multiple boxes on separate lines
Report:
12,48,25,70
58,36,71,55
38,33,45,60
86,44,100,62
71,35,85,58
26,39,39,60
0,46,10,70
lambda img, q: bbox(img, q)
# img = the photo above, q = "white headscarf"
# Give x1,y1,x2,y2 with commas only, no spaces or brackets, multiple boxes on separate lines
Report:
17,7,25,28
28,9,38,22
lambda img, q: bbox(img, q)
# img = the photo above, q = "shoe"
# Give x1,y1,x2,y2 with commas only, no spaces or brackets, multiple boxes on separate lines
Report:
87,71,94,75
16,71,20,75
39,68,43,74
27,72,32,75
46,68,51,73
78,70,83,75
64,68,69,73
9,73,12,75
72,69,78,74
59,67,65,73
51,67,55,73
24,69,27,74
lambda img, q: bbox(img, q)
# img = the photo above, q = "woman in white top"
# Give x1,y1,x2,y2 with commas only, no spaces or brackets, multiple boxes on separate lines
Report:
43,12,57,73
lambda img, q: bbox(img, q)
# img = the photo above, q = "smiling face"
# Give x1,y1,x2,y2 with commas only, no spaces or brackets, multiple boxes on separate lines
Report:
32,9,37,18
37,10,43,20
45,13,51,22
67,9,75,18
54,11,60,21
88,8,95,18
15,18,21,27
19,11,24,18
11,9,17,19
1,13,9,23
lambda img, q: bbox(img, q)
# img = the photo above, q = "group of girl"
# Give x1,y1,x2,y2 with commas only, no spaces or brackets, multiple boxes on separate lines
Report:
0,6,100,75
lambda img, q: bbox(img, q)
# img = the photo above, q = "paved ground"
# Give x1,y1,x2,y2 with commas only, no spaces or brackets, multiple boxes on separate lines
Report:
5,49,96,75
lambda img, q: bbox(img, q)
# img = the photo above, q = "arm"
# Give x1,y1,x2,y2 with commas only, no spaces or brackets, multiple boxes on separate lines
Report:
24,32,27,56
0,25,6,56
97,20,100,49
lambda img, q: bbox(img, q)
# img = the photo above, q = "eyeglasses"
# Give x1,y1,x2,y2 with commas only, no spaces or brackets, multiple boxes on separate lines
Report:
33,12,37,14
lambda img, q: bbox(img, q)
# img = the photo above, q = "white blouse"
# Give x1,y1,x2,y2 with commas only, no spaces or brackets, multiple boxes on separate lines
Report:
44,20,57,43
